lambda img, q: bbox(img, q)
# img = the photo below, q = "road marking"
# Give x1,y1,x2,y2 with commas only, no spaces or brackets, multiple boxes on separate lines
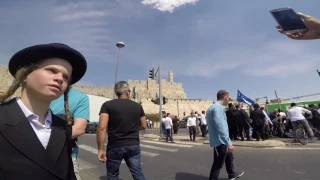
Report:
78,145,125,164
141,151,159,157
140,144,178,152
78,158,97,170
141,140,192,148
78,144,98,154
152,139,203,145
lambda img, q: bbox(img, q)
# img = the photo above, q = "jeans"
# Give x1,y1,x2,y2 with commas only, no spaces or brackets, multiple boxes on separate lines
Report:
291,119,314,140
201,125,207,137
162,123,167,136
166,129,173,142
107,145,145,180
209,144,235,180
188,126,196,141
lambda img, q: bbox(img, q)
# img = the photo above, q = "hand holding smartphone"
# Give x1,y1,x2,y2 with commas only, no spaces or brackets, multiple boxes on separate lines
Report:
270,7,308,34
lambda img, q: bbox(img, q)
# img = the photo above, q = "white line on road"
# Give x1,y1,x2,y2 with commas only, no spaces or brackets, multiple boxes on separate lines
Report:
78,158,97,170
141,151,159,157
151,139,203,145
78,144,98,154
140,144,178,152
141,140,193,148
78,145,125,164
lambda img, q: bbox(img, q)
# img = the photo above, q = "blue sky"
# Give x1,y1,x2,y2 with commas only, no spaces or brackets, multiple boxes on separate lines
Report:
1,0,320,102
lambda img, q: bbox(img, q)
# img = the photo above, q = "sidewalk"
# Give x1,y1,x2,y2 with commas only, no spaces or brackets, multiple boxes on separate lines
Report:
141,133,286,147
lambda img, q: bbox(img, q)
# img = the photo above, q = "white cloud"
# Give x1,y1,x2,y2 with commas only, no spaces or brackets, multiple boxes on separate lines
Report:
141,0,199,13
54,11,111,22
49,2,113,62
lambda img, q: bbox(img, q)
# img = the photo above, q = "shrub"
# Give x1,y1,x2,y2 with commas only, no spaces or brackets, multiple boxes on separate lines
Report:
145,113,161,122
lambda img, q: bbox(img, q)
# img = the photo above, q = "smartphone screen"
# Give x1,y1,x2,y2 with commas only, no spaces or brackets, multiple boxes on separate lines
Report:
271,8,307,32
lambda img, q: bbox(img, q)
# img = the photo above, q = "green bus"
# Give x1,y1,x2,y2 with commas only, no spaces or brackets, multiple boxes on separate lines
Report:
266,100,320,112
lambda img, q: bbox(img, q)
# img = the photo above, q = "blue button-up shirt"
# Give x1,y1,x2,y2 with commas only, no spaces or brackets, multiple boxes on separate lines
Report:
206,102,232,147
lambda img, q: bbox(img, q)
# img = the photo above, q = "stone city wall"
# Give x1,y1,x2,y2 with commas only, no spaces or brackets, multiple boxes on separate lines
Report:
138,98,214,117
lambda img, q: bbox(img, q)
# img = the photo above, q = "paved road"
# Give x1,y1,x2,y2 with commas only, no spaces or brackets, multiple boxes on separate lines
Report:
78,134,318,180
140,128,189,135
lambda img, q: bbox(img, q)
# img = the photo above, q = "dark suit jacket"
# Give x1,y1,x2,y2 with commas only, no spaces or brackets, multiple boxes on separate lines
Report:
0,99,76,180
226,108,236,125
233,109,250,125
249,109,266,126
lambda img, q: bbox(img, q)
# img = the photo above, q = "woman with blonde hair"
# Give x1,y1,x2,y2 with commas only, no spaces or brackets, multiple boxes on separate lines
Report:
0,43,87,180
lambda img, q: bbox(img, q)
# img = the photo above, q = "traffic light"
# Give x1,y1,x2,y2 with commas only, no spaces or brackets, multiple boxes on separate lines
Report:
163,96,168,105
149,67,155,79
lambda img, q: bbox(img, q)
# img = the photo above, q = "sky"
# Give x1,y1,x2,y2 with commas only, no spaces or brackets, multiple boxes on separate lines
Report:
1,0,320,102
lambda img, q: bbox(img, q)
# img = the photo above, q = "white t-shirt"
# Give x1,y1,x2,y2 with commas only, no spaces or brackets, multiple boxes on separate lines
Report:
287,106,311,121
187,117,197,127
164,117,173,129
200,114,207,125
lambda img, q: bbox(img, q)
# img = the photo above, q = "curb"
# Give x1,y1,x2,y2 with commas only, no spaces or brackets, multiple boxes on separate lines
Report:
203,140,286,148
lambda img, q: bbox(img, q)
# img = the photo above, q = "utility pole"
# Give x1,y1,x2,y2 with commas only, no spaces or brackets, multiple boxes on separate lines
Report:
154,65,163,137
274,90,281,111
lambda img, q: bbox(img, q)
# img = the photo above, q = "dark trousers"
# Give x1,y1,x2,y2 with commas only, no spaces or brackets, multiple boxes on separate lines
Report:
272,120,284,137
228,124,238,140
264,125,270,139
238,123,250,140
201,125,207,137
254,125,265,140
188,126,196,141
107,145,145,180
166,129,173,142
209,144,235,180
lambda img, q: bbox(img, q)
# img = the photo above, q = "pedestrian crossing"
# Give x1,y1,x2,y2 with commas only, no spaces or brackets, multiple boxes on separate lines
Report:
77,138,203,170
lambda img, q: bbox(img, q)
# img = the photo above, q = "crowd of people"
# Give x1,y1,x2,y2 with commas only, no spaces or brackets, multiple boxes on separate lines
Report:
226,102,320,143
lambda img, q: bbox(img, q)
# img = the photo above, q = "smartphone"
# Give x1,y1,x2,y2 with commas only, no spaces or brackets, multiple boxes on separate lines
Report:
270,7,308,33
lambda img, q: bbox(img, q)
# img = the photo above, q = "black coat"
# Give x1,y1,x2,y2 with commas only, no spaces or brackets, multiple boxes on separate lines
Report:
226,108,236,125
250,109,266,126
0,99,76,180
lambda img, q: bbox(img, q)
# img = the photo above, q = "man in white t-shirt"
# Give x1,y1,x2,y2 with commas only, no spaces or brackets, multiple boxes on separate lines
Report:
187,112,197,141
164,113,174,143
287,103,315,142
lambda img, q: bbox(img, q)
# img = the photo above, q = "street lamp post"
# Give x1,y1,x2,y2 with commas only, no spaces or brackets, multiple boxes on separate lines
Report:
113,42,125,99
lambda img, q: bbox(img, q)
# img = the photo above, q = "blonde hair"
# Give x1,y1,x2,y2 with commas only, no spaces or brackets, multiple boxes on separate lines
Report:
0,64,73,126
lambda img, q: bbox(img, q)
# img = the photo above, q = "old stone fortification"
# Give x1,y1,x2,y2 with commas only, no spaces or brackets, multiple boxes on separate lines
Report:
0,65,213,116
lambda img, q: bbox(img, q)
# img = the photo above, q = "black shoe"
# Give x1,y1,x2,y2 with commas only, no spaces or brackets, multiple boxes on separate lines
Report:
228,171,244,180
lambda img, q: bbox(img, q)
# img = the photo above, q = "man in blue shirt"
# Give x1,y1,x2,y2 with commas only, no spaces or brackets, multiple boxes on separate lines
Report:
206,90,244,180
50,87,90,180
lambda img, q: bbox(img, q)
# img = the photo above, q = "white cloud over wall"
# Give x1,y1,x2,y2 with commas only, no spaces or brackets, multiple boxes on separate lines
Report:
141,0,199,12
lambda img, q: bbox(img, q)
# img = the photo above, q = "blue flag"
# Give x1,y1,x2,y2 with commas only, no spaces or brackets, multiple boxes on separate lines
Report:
237,90,255,107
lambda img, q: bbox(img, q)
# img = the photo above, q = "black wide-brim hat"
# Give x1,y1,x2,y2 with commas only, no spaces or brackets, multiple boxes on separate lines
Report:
9,43,87,85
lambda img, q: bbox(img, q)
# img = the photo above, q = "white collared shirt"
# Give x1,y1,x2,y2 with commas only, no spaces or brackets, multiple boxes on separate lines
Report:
187,117,197,127
262,110,273,125
287,106,311,121
16,98,52,149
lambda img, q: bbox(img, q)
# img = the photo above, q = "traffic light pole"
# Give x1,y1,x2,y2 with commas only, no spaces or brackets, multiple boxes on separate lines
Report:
154,65,163,137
